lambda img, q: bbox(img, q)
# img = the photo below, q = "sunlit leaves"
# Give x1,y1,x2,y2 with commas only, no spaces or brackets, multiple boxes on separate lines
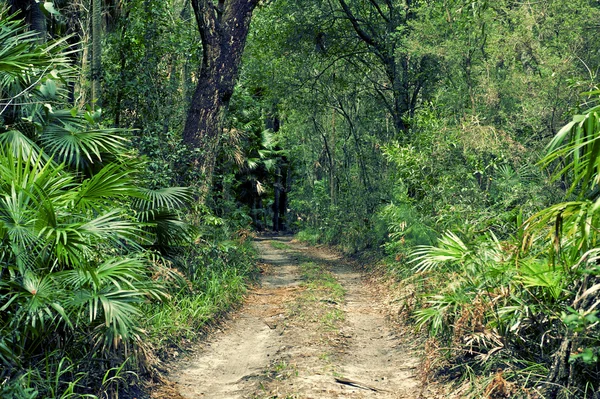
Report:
542,102,600,198
0,8,75,128
0,130,44,163
134,186,192,212
75,163,140,210
527,98,600,257
516,258,564,300
409,231,472,272
42,110,130,171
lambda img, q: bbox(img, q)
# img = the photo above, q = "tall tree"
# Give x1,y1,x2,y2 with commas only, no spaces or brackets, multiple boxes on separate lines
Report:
91,0,102,107
334,0,438,136
183,0,259,198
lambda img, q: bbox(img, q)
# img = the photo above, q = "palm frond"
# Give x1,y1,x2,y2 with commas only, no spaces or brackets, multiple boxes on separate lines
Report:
516,258,565,300
0,9,75,124
0,184,39,254
0,148,74,202
139,209,192,248
39,224,87,267
0,130,43,163
134,186,193,212
79,210,145,246
542,104,600,196
0,9,72,79
42,110,129,170
524,201,600,255
95,290,144,349
409,231,471,272
74,163,140,210
1,271,71,333
59,256,166,349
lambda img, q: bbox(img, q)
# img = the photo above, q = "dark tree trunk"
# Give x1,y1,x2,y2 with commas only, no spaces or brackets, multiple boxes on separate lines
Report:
9,0,47,39
279,156,290,230
272,158,290,232
183,0,259,199
273,165,281,231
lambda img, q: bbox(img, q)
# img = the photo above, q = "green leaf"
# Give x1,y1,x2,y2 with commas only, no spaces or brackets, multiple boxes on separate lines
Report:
45,78,57,97
43,1,61,16
74,163,139,209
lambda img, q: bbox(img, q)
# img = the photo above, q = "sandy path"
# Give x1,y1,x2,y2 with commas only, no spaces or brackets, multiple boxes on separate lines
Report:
274,241,422,398
163,236,433,399
173,236,299,398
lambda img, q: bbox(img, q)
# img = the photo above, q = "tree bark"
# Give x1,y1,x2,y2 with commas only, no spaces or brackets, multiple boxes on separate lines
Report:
9,0,47,39
91,0,102,108
183,0,259,200
273,164,281,231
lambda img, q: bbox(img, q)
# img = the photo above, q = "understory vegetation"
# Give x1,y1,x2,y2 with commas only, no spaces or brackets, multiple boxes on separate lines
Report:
0,7,256,398
3,0,600,397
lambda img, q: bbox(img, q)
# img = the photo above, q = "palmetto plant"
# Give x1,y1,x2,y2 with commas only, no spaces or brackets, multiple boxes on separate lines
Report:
0,8,192,396
0,145,159,370
0,7,74,127
409,98,600,397
523,96,600,397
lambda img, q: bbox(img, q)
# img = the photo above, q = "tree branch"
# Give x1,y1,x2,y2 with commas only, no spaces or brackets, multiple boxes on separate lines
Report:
367,0,389,23
337,0,379,48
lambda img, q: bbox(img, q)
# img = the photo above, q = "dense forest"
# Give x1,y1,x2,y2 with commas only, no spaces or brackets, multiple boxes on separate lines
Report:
2,0,600,397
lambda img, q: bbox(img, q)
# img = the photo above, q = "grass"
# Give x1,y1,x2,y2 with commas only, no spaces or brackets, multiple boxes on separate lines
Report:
270,360,298,381
142,266,249,355
321,308,345,330
251,360,299,398
295,229,320,246
270,241,291,250
285,261,347,337
300,261,346,303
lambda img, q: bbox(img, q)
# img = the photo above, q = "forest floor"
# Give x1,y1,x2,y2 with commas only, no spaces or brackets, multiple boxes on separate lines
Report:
151,235,448,399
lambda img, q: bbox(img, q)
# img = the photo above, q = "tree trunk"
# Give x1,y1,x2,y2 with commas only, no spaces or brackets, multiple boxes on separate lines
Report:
273,165,281,231
9,0,47,39
91,0,102,108
279,156,290,231
330,107,336,205
183,0,259,200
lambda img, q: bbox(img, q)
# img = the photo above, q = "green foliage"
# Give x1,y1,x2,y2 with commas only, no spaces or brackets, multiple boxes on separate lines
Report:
404,99,600,396
102,0,201,188
141,233,256,353
246,1,600,395
0,9,200,397
8,0,600,396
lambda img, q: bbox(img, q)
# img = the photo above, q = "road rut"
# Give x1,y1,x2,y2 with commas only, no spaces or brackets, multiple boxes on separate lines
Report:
159,236,437,398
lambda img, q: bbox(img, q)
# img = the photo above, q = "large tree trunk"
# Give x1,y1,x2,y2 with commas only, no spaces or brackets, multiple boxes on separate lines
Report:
9,0,47,39
183,0,259,199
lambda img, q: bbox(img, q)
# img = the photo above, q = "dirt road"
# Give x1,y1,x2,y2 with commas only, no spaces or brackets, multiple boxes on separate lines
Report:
159,236,439,398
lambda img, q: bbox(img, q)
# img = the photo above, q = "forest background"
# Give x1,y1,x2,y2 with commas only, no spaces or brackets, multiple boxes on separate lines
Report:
2,0,600,398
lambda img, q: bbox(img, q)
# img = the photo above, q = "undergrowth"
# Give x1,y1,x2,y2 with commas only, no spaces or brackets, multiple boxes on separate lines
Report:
142,234,257,360
1,220,258,399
